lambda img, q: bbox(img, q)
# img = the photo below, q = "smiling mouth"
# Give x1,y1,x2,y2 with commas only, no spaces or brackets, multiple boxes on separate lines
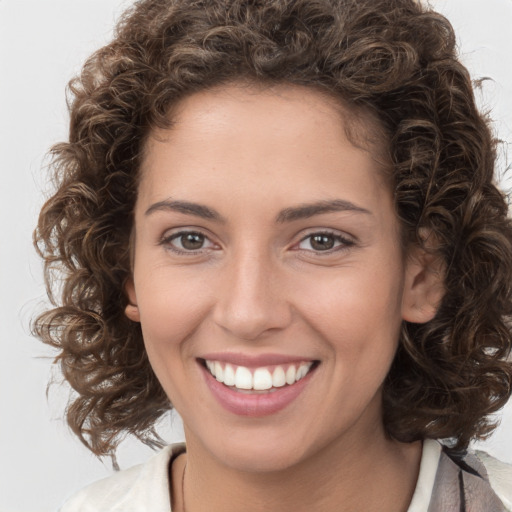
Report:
200,359,319,393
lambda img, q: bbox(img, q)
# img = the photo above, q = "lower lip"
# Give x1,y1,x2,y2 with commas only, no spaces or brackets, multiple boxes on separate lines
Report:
201,364,315,417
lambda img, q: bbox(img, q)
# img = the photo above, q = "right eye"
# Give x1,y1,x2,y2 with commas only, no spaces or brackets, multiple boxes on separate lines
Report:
161,230,216,253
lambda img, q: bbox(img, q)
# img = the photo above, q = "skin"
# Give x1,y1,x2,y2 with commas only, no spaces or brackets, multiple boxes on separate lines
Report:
125,83,443,512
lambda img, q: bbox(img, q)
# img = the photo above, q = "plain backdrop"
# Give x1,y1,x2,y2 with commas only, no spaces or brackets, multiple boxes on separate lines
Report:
1,1,511,511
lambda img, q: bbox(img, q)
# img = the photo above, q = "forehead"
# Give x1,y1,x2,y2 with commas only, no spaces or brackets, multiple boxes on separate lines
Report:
142,82,389,171
138,83,392,216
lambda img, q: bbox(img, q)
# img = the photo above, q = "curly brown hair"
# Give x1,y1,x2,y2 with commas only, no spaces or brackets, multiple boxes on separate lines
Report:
34,0,512,458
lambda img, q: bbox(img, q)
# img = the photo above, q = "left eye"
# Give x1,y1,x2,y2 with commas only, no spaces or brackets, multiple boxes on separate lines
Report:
164,231,215,252
297,232,353,252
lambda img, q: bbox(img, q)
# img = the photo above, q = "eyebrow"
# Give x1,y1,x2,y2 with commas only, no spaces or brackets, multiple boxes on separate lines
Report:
145,198,372,223
275,199,372,223
145,199,226,222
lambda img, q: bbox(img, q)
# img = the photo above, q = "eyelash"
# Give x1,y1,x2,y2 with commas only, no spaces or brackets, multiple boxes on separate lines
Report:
160,229,355,255
294,230,355,255
160,230,217,254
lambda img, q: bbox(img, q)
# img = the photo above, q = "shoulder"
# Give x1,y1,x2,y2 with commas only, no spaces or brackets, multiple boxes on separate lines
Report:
441,444,512,512
409,440,512,512
58,444,185,512
474,450,512,511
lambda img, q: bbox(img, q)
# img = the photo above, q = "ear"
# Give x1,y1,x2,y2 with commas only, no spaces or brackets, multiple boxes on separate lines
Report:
124,277,140,322
401,239,445,324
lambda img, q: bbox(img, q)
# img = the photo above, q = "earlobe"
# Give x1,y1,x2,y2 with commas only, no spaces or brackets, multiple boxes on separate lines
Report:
124,278,140,322
401,244,445,324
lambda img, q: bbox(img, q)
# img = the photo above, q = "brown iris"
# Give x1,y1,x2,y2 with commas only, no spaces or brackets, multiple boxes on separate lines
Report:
179,232,205,250
309,234,335,251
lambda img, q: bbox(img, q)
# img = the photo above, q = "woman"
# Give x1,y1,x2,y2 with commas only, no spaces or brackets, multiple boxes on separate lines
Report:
34,0,512,510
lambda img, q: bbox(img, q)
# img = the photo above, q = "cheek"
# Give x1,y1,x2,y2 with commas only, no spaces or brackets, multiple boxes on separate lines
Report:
134,268,212,358
294,263,404,363
133,270,214,409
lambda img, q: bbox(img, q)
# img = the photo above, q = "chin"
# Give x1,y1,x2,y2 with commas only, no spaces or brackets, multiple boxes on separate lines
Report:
187,422,314,474
219,442,309,474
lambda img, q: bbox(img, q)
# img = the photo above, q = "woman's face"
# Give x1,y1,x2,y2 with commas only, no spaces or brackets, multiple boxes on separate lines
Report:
126,83,430,472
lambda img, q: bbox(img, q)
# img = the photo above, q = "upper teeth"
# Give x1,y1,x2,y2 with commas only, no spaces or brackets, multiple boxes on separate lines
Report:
205,360,314,391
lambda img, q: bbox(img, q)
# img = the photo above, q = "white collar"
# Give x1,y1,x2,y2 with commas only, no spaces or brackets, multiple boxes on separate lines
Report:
407,439,442,512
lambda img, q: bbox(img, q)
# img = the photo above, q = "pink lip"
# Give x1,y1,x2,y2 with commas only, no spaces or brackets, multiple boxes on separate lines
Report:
200,362,316,417
200,352,313,368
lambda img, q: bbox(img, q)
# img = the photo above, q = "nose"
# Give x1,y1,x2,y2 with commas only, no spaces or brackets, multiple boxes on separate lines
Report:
212,249,292,341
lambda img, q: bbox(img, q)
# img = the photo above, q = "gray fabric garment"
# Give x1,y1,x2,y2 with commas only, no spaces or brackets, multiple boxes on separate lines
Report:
428,448,507,512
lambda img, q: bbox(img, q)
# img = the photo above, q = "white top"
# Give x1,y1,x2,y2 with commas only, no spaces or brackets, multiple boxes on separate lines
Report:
407,439,442,512
59,440,512,511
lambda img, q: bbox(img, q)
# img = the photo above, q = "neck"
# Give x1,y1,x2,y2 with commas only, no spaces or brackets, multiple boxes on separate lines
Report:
178,423,421,512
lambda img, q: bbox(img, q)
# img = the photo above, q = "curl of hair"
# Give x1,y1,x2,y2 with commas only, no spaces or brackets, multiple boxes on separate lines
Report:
34,0,512,457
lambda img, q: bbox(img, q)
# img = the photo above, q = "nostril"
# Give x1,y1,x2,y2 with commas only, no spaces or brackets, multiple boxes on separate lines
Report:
212,301,293,341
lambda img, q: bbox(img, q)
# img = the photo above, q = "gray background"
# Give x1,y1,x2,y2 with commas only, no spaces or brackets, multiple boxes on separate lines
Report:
1,1,511,511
